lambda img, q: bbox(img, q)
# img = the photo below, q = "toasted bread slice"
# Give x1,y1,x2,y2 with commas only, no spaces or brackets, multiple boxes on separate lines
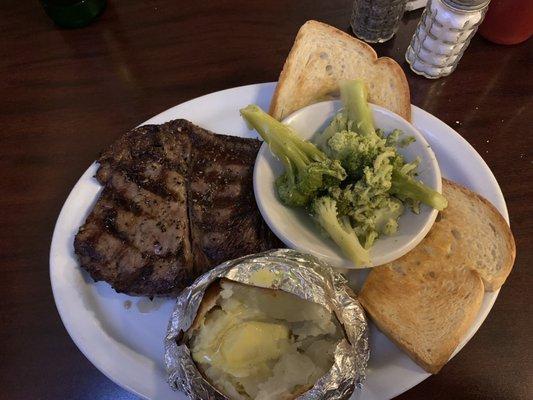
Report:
359,180,515,373
438,180,515,291
270,20,411,121
359,260,484,373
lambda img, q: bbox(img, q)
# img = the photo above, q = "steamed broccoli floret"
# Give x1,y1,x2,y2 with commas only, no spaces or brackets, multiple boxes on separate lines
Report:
314,112,348,151
317,80,447,213
391,170,448,211
311,196,370,267
321,80,387,180
351,195,404,248
326,127,418,182
240,105,346,207
328,158,404,250
326,130,384,179
386,129,416,148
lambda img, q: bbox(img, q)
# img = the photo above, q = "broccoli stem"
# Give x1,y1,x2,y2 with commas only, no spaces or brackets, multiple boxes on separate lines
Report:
340,80,375,137
240,105,325,165
241,104,347,208
391,170,448,211
313,197,371,267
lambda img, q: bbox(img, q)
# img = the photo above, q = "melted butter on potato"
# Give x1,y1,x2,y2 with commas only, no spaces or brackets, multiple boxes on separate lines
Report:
189,279,343,400
219,321,289,377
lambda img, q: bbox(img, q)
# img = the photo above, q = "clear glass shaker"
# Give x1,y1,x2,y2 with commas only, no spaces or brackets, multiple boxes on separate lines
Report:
405,0,490,78
351,0,408,43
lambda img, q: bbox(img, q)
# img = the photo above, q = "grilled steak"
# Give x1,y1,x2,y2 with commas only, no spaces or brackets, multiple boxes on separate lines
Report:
74,119,281,296
187,125,277,269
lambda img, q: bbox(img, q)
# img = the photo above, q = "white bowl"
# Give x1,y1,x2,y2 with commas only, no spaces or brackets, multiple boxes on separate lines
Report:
254,100,442,268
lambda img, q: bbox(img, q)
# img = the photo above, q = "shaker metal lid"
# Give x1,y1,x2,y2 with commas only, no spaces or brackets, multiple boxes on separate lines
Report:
444,0,490,10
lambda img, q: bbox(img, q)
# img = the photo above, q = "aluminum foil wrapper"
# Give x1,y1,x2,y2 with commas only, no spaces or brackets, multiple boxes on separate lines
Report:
165,249,369,400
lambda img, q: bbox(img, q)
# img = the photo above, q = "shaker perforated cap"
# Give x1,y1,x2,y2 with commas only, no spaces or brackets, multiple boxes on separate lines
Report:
444,0,490,10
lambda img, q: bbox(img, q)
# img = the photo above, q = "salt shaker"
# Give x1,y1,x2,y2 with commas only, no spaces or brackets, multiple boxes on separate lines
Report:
351,0,408,43
405,0,490,78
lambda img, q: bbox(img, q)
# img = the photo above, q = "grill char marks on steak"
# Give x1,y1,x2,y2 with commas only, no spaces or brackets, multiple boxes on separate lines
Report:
187,125,279,270
74,121,193,295
74,119,281,296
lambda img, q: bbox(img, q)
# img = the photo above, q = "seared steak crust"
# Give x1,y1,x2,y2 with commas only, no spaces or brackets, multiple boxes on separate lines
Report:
187,123,279,270
74,119,281,296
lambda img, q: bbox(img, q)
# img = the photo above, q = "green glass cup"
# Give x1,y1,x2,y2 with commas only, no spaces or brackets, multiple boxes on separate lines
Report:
40,0,107,28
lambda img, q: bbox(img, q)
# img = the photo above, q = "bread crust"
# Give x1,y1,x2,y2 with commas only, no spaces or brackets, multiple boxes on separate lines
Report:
270,20,411,121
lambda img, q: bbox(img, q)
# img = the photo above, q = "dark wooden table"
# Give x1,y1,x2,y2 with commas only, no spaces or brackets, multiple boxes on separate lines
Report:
1,1,531,399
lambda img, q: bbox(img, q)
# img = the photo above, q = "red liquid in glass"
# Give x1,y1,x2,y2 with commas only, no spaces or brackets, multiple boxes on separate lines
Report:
478,0,533,45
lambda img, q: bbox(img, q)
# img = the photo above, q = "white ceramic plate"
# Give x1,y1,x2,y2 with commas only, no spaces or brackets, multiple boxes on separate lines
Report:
254,100,441,268
50,82,508,400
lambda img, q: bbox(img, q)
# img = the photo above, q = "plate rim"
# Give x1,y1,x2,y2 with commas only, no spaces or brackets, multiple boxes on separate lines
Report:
50,82,508,400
